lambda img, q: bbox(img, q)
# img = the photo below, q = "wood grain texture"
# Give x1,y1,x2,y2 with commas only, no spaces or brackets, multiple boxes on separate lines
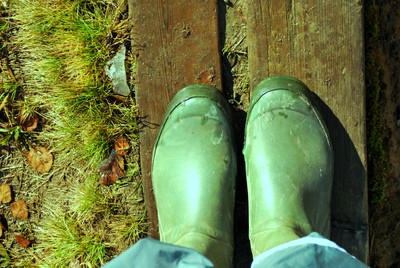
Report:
129,0,222,237
247,0,368,262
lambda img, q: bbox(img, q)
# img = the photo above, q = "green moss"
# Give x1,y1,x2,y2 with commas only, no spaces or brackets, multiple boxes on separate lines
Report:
365,1,390,205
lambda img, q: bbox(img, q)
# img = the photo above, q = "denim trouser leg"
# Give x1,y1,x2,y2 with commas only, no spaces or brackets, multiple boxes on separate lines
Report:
251,232,369,268
103,238,214,268
103,233,368,268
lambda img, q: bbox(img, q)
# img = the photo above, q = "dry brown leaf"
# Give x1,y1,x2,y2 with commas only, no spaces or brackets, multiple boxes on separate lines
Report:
115,137,130,156
15,235,30,247
27,147,53,173
196,68,216,85
0,184,11,203
10,200,28,220
99,150,125,185
0,221,4,237
20,114,39,132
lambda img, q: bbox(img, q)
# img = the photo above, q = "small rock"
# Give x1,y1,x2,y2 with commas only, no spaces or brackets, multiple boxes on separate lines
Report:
105,45,131,97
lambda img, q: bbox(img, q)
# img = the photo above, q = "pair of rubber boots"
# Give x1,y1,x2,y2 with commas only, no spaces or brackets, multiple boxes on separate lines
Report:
152,76,333,268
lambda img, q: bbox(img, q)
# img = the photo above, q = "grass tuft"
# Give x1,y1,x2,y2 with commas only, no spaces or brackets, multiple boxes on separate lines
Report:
0,0,147,266
35,171,147,267
37,208,108,268
12,0,136,166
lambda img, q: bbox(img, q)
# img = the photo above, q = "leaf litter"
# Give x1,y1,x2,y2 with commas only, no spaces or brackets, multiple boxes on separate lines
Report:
10,200,28,220
99,149,125,186
114,136,130,156
15,234,30,247
26,146,53,173
0,184,12,203
0,0,147,265
19,114,39,132
0,220,5,237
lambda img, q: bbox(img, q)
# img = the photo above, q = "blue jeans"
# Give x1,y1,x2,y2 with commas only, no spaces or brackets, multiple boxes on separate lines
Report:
103,233,368,268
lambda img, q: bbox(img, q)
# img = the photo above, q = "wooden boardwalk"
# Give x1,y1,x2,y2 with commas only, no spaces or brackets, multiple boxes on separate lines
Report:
247,1,368,262
129,0,368,263
129,0,222,237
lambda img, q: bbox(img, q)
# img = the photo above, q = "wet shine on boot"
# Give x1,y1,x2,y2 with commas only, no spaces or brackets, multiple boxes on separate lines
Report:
243,76,334,257
152,85,237,268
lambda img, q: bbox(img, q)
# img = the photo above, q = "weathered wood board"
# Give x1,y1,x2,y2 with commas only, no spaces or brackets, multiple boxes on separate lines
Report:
247,0,368,263
129,0,222,237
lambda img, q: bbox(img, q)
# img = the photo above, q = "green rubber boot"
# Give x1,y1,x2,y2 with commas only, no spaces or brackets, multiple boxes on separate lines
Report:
243,76,334,257
152,85,237,268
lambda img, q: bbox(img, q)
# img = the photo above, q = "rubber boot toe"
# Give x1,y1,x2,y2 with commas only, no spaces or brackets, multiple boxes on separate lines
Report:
152,85,237,268
244,76,333,257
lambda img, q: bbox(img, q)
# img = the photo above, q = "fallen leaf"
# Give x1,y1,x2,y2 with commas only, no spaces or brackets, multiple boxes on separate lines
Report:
115,137,130,156
99,149,125,185
0,184,11,203
196,68,216,85
15,235,30,247
0,221,4,237
114,153,125,173
10,200,28,220
27,147,53,173
20,114,39,132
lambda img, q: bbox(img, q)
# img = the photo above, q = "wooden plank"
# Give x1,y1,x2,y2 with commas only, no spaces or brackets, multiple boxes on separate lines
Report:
247,0,368,262
129,0,222,237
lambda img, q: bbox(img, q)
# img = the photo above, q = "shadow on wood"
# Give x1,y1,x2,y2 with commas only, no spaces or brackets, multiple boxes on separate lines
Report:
315,93,369,262
232,93,368,267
